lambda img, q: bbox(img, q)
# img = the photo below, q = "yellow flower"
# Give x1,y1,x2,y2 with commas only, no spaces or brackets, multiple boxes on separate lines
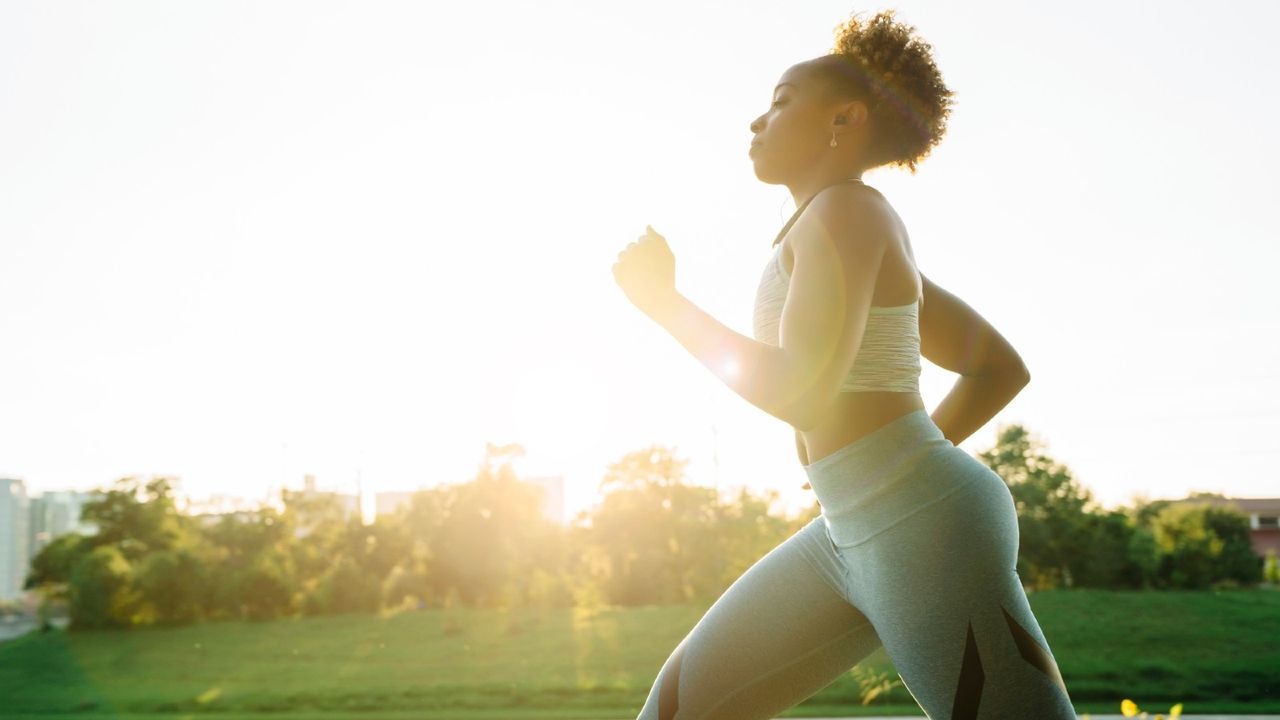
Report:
1170,703,1183,718
1122,698,1139,717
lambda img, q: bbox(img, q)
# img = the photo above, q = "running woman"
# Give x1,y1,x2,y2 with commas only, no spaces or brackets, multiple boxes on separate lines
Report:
612,9,1077,720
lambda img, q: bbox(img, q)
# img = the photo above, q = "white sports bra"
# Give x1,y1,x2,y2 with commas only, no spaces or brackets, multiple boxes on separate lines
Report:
750,179,922,393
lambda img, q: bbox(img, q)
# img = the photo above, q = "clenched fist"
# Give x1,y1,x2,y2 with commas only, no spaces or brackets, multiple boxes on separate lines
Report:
612,225,679,322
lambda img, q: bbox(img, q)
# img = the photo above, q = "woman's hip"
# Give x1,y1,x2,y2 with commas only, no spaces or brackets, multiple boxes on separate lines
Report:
803,410,1013,548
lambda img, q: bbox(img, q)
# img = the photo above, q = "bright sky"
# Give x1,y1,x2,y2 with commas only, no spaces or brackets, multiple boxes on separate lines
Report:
2,0,1277,523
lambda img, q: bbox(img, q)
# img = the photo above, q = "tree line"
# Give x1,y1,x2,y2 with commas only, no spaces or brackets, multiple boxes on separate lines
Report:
25,425,1275,630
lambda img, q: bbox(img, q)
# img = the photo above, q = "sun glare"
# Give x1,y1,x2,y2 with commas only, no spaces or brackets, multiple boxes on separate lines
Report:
720,358,740,380
510,355,613,463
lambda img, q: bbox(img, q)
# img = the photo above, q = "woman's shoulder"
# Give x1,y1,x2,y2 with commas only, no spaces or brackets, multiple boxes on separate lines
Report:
803,181,899,243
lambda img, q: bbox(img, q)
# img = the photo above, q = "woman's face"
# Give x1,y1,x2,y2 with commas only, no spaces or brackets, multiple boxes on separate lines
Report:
748,64,836,184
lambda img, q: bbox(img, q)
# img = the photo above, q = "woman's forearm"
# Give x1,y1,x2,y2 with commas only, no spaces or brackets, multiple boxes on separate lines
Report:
930,370,1029,446
648,291,825,430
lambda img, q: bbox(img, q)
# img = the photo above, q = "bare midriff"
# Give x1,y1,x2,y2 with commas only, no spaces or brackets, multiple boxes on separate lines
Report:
801,391,927,465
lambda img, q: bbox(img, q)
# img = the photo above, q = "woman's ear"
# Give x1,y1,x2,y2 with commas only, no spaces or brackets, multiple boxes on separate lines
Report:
836,100,869,127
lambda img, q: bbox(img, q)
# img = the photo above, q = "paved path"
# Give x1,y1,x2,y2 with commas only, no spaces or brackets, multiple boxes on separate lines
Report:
0,616,38,642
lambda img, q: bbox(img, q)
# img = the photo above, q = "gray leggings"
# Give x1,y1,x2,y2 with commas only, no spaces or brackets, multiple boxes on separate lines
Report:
635,409,1076,719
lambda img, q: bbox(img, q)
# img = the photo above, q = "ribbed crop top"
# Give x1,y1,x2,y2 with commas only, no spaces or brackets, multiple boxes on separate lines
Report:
751,179,922,394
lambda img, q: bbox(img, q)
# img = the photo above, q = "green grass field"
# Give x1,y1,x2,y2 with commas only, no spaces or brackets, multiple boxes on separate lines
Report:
2,588,1278,718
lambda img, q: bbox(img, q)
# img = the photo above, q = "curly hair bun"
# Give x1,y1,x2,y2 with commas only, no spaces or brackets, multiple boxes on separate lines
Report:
816,10,953,172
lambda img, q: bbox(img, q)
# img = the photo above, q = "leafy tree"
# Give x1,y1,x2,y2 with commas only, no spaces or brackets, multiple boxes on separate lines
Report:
234,550,295,620
1263,548,1279,584
1199,503,1265,586
302,554,381,615
25,532,87,595
135,547,209,624
977,424,1096,589
1150,502,1262,589
200,507,295,620
67,545,139,629
1123,523,1162,589
1073,510,1138,588
389,442,565,609
1127,495,1176,528
588,444,721,605
703,486,798,596
297,516,409,615
384,488,451,608
83,476,185,561
29,475,190,627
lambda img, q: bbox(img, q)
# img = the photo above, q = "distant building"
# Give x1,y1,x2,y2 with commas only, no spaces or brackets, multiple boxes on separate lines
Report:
523,474,565,526
281,474,360,536
181,493,262,518
28,490,99,559
374,491,415,519
191,510,260,528
1169,495,1280,558
0,479,31,601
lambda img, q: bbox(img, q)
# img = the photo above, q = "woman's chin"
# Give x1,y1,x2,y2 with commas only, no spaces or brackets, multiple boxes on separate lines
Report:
749,159,772,182
751,165,782,185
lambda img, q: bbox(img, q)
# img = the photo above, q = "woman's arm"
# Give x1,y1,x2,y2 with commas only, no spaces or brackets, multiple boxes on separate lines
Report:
794,428,810,465
614,227,832,429
642,191,887,431
919,273,1031,446
796,429,813,490
649,293,823,429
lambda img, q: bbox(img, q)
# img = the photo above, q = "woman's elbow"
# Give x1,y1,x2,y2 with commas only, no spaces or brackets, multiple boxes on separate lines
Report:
1012,362,1030,386
970,360,1029,387
785,393,837,432
1001,363,1030,387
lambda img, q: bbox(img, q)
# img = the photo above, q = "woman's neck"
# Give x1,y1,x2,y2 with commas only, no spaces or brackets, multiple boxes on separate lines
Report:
788,172,865,208
787,164,869,208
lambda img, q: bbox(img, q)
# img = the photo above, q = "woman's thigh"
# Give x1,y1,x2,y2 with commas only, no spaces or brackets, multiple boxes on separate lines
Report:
840,465,1077,720
635,516,882,720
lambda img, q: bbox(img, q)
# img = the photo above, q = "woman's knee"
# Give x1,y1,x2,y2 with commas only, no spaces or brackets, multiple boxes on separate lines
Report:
635,638,687,720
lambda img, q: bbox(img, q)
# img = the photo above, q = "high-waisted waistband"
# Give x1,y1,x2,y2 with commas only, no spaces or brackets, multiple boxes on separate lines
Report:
803,408,989,547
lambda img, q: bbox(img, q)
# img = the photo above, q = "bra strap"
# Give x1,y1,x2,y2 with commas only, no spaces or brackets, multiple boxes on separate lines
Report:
771,177,864,247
